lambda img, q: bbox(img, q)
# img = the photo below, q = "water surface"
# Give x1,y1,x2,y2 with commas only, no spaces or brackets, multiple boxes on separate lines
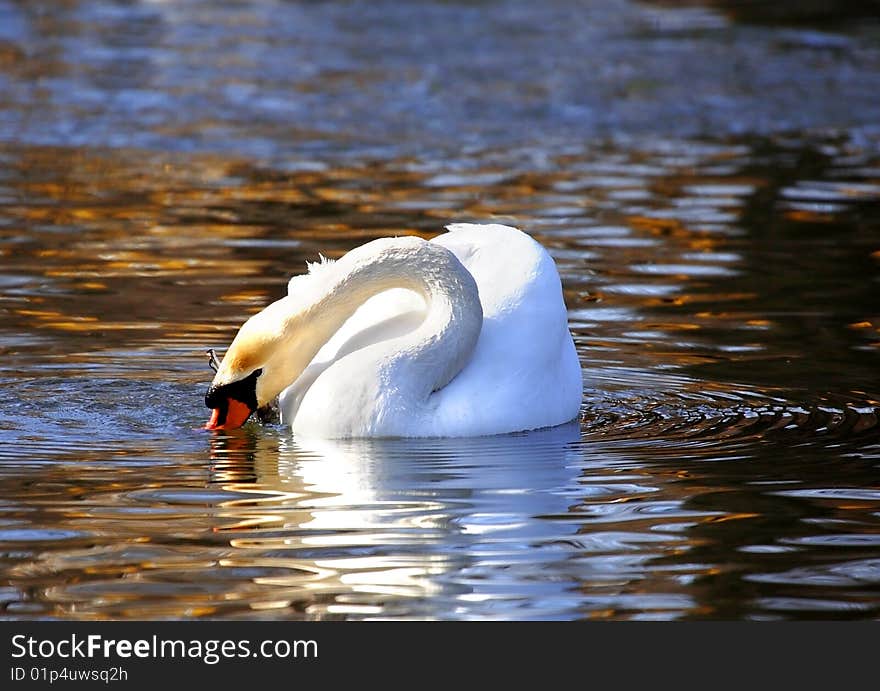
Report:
0,0,879,620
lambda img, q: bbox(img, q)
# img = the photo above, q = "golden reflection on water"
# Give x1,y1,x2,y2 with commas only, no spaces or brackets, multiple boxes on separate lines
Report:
7,140,872,374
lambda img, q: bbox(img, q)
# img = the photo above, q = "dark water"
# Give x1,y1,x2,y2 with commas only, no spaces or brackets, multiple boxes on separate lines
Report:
0,1,879,620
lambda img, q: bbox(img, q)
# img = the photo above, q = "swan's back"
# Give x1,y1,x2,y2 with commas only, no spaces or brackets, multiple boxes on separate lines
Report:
434,223,549,319
428,224,583,436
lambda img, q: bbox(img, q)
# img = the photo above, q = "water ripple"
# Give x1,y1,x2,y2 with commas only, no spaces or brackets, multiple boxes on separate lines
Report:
1,131,879,620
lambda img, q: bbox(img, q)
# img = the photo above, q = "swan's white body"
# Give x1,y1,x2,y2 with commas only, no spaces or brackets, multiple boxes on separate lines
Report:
209,224,582,438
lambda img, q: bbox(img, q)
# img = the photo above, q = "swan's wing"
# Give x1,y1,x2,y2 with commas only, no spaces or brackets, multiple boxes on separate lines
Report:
429,224,583,435
433,223,542,319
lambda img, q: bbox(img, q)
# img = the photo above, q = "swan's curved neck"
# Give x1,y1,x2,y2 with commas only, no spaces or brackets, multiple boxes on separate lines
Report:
266,237,483,405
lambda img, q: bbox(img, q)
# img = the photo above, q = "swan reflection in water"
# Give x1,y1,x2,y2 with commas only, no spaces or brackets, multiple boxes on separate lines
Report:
208,423,585,617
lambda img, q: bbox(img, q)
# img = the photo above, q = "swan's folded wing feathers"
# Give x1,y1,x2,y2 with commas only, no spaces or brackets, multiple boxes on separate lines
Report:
435,223,552,318
428,224,582,435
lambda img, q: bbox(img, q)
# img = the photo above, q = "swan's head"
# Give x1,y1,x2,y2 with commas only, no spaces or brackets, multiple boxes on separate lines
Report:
204,295,315,430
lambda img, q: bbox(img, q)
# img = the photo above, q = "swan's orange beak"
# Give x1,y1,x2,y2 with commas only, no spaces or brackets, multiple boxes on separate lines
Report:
205,399,253,431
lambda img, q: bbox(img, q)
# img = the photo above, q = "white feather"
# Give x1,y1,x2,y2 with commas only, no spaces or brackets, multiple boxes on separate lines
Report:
275,224,582,437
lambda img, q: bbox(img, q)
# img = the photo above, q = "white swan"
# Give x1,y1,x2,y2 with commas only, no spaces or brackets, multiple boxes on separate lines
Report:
205,223,582,437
